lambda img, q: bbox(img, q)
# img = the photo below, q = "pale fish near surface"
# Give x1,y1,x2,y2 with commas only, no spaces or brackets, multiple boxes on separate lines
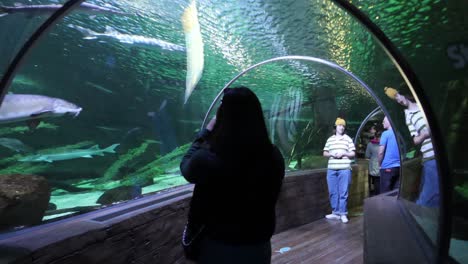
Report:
181,0,204,104
96,126,122,131
0,3,127,18
0,94,82,128
85,81,114,94
18,144,120,162
11,75,37,87
68,24,185,52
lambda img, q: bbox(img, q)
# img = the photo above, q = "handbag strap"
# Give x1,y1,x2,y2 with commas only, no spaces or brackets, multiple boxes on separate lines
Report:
182,223,205,246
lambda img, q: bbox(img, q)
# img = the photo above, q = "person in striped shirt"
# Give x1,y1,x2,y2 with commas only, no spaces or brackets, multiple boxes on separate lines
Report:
385,87,440,207
323,117,356,223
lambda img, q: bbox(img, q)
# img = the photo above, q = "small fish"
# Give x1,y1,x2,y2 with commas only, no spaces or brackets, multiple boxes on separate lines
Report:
178,119,203,125
181,0,204,104
0,3,126,18
124,127,141,135
18,143,119,163
121,127,142,142
0,137,34,153
85,81,114,94
12,75,37,87
159,99,167,111
68,24,185,52
96,126,121,132
0,94,82,129
144,139,161,144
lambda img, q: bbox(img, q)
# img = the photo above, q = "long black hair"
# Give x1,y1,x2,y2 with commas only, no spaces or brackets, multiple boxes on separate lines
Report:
209,86,273,162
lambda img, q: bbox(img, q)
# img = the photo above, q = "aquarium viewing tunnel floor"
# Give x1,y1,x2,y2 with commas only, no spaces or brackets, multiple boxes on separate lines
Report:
270,209,363,264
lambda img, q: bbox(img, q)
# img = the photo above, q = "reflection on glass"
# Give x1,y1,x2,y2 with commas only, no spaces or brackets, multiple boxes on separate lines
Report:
357,110,384,196
445,78,468,264
383,86,440,245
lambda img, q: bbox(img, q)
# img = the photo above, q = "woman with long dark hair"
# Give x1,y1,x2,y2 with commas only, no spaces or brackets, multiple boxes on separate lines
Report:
180,86,285,264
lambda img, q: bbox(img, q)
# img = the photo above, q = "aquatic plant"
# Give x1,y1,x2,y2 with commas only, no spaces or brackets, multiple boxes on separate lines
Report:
102,140,156,182
0,160,49,175
455,183,468,199
136,143,191,173
105,142,191,189
0,140,94,175
299,154,328,169
0,122,58,137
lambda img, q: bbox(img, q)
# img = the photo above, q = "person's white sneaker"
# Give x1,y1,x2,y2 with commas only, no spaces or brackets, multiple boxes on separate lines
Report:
341,215,349,223
325,213,340,220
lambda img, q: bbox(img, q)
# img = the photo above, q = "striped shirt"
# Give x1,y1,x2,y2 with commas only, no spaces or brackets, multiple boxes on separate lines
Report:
405,108,434,160
323,134,356,170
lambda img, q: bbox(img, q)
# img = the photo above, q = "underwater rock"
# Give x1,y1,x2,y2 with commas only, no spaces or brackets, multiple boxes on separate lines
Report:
0,174,50,230
120,173,154,187
96,185,142,205
48,179,92,193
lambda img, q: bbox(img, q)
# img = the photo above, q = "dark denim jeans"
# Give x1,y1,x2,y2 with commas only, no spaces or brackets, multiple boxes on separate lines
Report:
380,167,400,193
370,175,381,195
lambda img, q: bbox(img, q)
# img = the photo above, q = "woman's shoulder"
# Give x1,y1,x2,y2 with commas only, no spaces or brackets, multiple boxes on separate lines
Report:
269,145,286,174
271,144,281,154
271,145,285,162
190,147,219,163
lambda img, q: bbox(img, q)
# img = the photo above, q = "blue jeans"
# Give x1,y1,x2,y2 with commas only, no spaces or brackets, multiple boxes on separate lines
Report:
326,169,351,215
416,159,440,207
380,167,400,193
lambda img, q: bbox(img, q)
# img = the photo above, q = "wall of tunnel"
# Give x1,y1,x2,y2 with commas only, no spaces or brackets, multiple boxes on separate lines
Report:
0,0,467,263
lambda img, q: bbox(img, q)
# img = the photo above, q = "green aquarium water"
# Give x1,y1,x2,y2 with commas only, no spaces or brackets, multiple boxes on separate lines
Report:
0,0,383,227
0,0,467,261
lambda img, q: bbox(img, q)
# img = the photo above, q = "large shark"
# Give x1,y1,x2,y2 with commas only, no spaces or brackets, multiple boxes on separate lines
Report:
68,24,186,52
0,3,126,17
181,0,204,104
19,144,120,163
0,94,82,128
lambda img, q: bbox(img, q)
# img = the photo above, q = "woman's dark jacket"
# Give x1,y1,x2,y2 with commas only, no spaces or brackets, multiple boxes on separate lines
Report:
180,129,285,245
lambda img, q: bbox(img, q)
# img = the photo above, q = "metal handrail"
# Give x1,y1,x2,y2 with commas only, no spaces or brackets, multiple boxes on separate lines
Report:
202,55,388,131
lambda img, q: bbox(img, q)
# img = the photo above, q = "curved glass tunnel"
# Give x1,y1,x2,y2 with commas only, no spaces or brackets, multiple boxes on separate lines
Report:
0,0,466,263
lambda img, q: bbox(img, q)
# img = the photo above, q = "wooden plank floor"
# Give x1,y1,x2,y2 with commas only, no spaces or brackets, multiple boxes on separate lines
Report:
271,214,363,264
